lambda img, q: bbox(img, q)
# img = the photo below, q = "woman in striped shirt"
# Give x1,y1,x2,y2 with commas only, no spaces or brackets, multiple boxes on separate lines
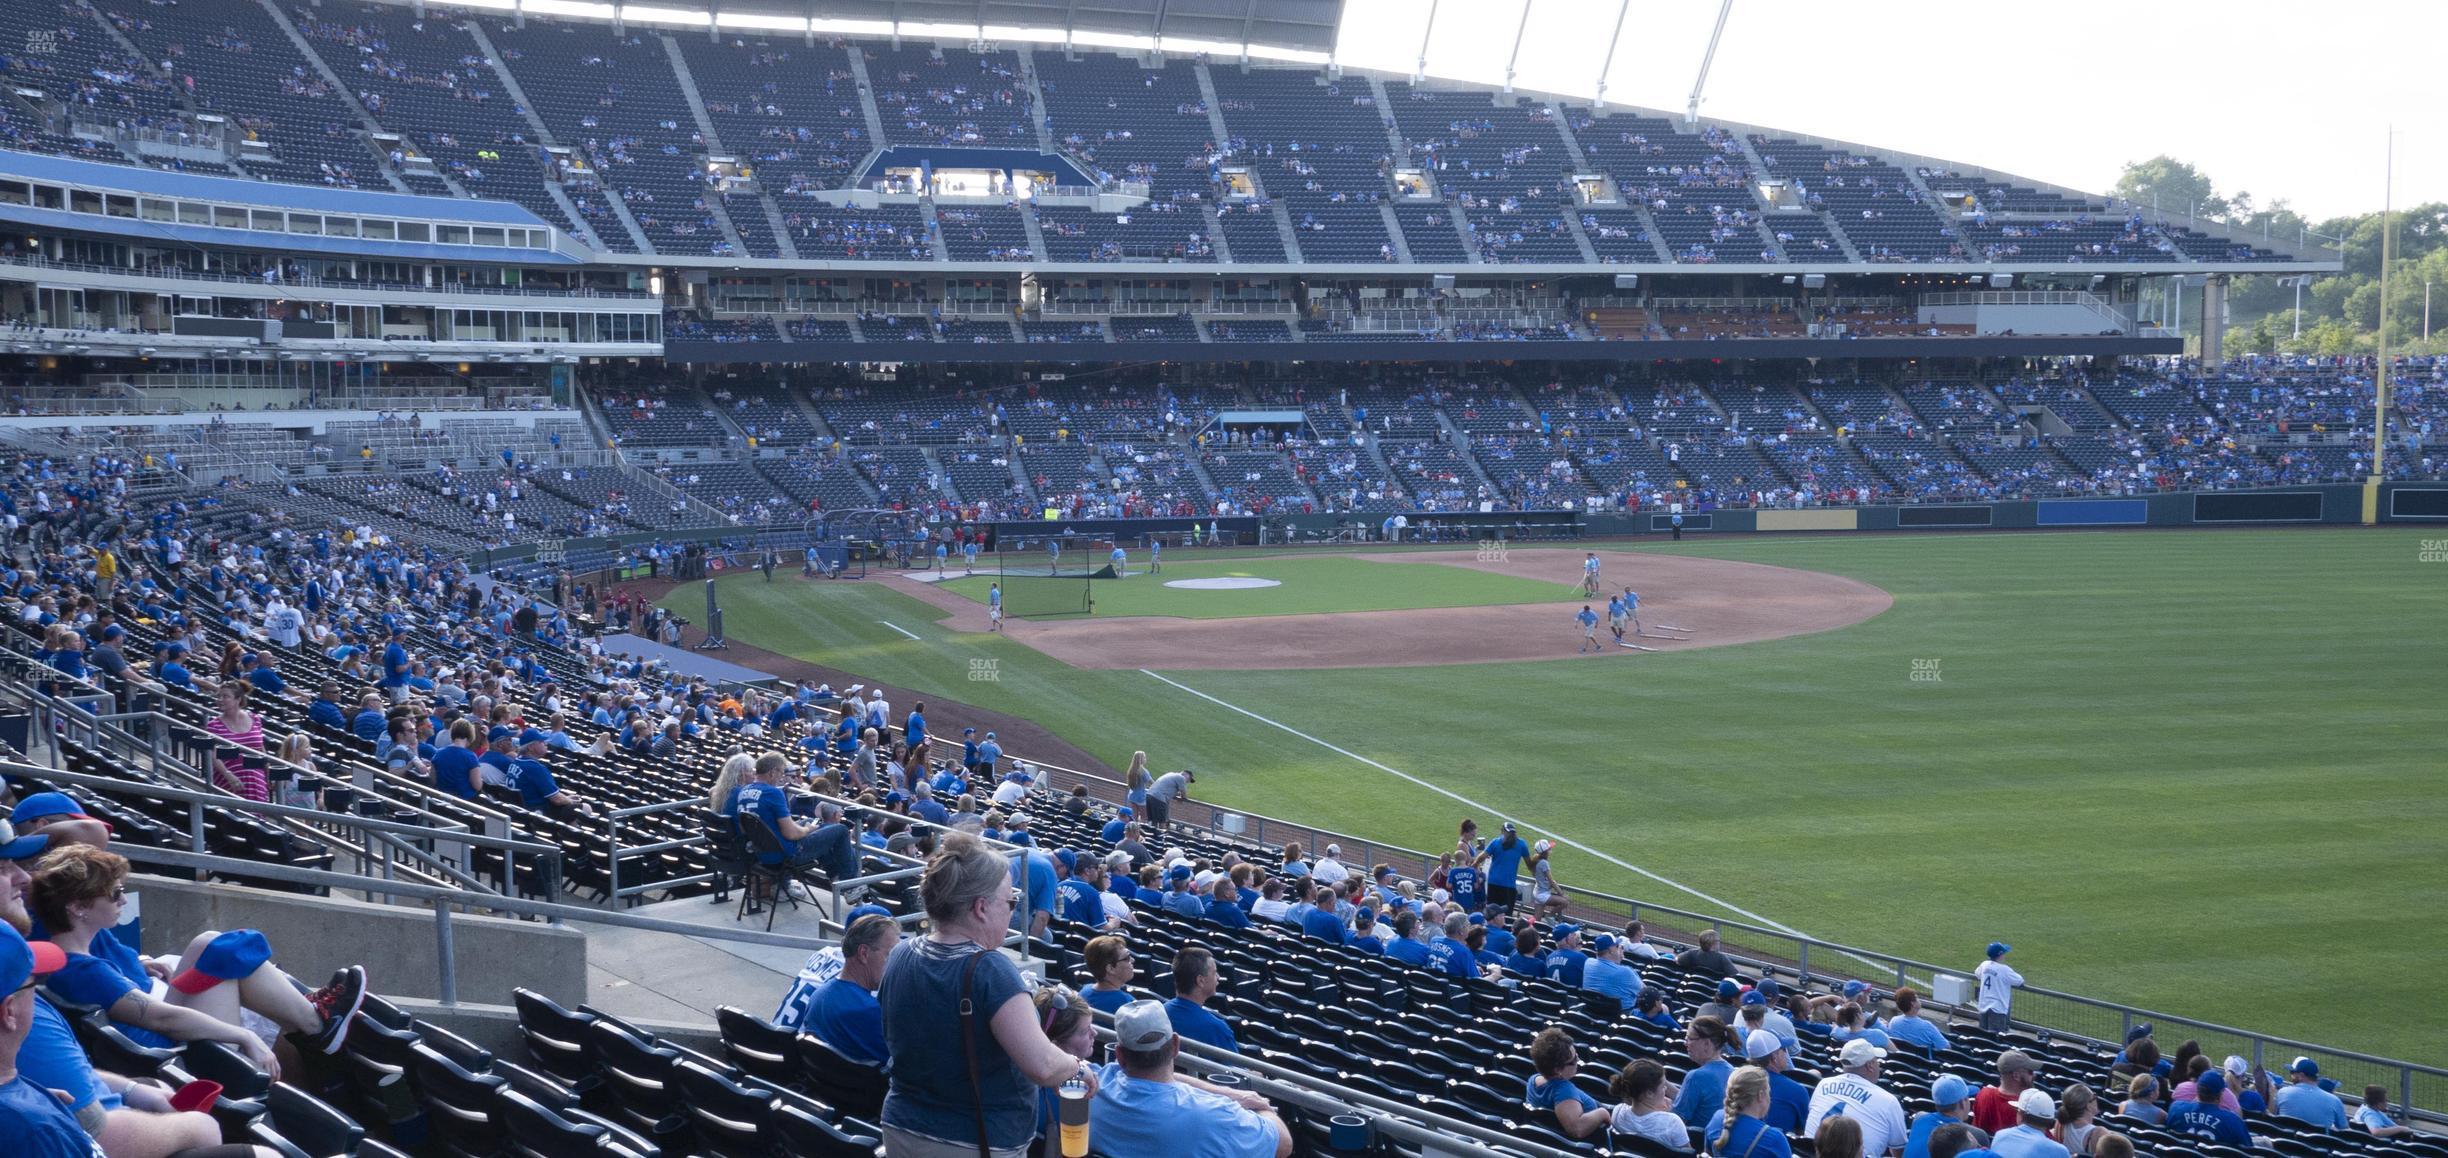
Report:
206,681,269,802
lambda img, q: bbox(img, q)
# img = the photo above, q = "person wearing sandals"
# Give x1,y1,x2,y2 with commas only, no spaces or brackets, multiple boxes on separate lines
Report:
878,833,1097,1158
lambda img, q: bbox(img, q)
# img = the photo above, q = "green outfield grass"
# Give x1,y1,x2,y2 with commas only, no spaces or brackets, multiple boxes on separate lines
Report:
666,528,2448,1062
927,553,1580,618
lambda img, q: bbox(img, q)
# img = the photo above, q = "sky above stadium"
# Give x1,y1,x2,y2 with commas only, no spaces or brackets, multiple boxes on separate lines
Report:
1333,0,2445,225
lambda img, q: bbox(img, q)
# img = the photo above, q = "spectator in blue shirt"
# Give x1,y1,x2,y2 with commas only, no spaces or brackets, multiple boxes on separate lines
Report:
1346,907,1385,955
1905,1075,1984,1158
1675,1017,1739,1130
1094,1000,1290,1158
1543,925,1589,988
1384,911,1431,968
1082,936,1137,1016
1162,947,1238,1055
1161,868,1207,919
1581,934,1641,1006
1426,912,1480,980
2269,1057,2347,1129
1885,987,1951,1054
1502,926,1549,978
1101,807,1135,844
1525,1027,1609,1140
789,913,896,1065
1202,877,1250,930
2165,1071,2253,1148
350,693,388,743
1633,986,1681,1032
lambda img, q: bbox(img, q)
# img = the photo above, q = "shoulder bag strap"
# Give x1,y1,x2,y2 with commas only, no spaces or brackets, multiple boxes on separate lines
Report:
958,948,996,1158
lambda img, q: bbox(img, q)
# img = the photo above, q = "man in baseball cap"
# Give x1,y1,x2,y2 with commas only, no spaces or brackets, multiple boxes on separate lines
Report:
1805,1038,1907,1158
1989,1089,2061,1158
1720,1028,1809,1133
1975,1049,2039,1135
8,793,108,851
1093,1000,1288,1158
0,922,91,1158
2270,1055,2348,1129
1904,1074,1987,1158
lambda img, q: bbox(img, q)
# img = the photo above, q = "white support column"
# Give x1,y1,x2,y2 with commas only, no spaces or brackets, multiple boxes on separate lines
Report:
1414,0,1440,83
1503,0,1535,94
1593,0,1630,108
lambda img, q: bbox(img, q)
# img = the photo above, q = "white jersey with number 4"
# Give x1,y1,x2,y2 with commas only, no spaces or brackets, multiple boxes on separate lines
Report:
1976,959,2023,1014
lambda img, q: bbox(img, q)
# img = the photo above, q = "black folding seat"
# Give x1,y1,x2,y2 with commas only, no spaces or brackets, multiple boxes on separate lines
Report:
670,1059,775,1157
494,1089,624,1158
714,1005,802,1091
511,988,600,1089
794,1032,886,1122
250,1083,366,1158
582,1017,690,1146
773,1101,881,1158
410,1043,508,1158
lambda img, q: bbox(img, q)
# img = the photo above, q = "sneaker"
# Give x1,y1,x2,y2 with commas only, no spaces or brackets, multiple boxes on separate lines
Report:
306,965,368,1055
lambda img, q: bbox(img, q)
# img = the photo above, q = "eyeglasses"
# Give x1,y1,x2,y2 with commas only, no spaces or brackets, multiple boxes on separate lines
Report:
106,887,126,902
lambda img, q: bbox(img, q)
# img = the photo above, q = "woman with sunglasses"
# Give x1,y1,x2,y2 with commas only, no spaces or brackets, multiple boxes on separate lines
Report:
879,832,1098,1158
27,845,365,1081
1081,936,1136,1015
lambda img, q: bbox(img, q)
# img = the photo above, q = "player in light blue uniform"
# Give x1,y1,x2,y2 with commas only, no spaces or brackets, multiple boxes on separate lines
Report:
1605,594,1627,644
962,537,979,574
1109,544,1127,577
1576,605,1600,653
934,540,949,575
1621,587,1641,636
988,582,1003,632
1148,539,1162,573
1581,551,1601,596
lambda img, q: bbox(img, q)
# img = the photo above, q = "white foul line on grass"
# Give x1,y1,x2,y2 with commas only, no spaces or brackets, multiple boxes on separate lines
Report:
1138,668,1820,942
877,621,921,641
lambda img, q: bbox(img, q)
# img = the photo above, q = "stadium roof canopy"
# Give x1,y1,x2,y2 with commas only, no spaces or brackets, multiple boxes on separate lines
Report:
513,0,1343,60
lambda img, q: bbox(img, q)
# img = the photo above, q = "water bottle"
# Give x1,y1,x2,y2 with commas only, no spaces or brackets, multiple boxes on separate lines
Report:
1058,1077,1090,1158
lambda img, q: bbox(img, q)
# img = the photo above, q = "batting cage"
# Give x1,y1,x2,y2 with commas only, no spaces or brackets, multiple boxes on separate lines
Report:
992,545,1097,618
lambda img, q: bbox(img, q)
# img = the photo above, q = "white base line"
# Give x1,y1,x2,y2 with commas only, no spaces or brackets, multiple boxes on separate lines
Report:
878,621,921,641
1138,669,1815,940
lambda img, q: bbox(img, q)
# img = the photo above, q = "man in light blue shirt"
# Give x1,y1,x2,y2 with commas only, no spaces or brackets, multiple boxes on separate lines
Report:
1580,934,1640,1006
2269,1057,2348,1129
1987,1089,2069,1158
1094,1001,1290,1158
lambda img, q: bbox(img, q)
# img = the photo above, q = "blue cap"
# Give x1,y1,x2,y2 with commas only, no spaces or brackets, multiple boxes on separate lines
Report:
1054,849,1077,871
168,930,271,994
1591,934,1618,952
241,652,259,665
99,625,122,639
1117,806,1133,818
883,791,907,805
519,728,547,746
487,725,516,743
2289,1057,2320,1077
1843,980,1869,998
10,792,89,825
1987,941,2011,959
1467,913,1486,925
962,727,975,735
1756,977,1780,998
1740,990,1766,1006
0,923,65,994
1931,1075,1975,1107
2196,1070,2227,1097
1551,923,1580,941
1717,979,1741,1000
845,903,894,927
1167,865,1193,882
0,821,50,861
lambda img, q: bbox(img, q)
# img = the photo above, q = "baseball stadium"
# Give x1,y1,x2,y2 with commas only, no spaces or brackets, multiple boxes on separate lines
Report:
0,0,2438,1156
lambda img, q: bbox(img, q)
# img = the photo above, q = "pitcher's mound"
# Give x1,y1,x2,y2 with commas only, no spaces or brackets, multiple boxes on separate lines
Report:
1163,577,1282,590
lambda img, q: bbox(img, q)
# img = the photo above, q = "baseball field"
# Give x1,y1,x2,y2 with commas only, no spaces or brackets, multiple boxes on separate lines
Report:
661,527,2447,1064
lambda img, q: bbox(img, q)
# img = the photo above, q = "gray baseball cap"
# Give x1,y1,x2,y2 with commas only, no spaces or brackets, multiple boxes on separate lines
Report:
1114,999,1175,1051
